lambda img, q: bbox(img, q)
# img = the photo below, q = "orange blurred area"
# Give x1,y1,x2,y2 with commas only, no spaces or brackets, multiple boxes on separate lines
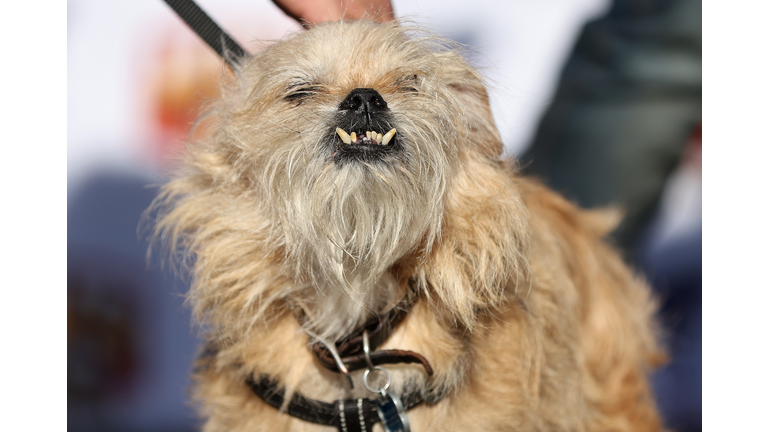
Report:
148,34,231,165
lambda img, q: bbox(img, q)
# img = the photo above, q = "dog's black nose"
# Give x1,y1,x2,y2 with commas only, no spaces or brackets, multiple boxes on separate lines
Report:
338,88,388,112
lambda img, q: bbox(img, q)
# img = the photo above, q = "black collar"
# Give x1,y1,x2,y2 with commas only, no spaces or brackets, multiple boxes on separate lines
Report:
304,293,433,376
247,376,424,432
245,291,434,431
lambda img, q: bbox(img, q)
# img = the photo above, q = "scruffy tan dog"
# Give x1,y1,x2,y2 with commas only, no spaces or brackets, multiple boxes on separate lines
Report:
153,20,664,432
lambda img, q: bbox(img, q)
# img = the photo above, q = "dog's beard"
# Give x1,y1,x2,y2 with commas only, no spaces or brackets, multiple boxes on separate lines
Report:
262,132,449,339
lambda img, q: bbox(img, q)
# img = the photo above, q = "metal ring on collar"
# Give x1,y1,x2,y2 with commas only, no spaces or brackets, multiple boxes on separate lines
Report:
363,366,391,394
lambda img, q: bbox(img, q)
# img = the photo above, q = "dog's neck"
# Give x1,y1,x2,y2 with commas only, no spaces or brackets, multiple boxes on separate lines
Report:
293,267,404,342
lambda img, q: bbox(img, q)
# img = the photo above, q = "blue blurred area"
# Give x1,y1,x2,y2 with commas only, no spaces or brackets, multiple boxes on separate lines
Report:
640,223,702,432
68,171,200,432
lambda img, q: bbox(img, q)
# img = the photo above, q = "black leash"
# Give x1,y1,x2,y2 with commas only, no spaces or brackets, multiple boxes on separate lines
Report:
162,0,249,69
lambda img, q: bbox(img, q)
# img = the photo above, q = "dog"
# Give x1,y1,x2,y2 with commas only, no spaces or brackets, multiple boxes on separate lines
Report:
152,20,664,432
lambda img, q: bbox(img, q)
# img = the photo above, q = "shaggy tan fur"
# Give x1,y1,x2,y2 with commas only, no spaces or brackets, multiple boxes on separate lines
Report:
151,20,664,431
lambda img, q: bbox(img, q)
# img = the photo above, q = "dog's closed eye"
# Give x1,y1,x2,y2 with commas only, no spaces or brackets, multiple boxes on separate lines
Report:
397,74,419,93
284,81,323,104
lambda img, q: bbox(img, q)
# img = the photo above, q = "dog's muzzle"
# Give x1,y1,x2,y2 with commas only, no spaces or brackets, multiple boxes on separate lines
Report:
331,88,402,164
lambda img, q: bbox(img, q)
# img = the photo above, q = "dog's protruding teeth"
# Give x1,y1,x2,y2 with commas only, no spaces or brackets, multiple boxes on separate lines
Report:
366,131,372,139
382,128,396,145
376,133,382,144
350,132,357,143
336,128,351,144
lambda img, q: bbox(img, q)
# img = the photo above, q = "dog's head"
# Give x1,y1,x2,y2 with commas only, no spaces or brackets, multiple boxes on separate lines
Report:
154,21,526,336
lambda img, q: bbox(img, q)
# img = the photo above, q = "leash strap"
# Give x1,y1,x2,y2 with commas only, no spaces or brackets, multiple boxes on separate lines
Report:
162,0,248,68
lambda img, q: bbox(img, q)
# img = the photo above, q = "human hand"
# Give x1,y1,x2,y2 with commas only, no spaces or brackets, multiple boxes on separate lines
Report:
272,0,394,28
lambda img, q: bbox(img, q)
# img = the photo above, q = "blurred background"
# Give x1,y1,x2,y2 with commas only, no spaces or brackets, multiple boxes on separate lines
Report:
67,0,701,431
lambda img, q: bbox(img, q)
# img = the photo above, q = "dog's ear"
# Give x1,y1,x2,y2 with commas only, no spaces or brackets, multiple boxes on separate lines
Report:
436,52,504,158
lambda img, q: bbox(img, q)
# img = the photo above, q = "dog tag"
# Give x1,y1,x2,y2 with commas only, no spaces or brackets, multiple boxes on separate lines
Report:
376,391,410,432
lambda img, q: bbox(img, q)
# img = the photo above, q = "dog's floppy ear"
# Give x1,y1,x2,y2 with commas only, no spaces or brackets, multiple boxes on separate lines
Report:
436,52,504,158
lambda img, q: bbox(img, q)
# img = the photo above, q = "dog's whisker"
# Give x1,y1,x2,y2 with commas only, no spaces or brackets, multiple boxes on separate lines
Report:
340,269,359,294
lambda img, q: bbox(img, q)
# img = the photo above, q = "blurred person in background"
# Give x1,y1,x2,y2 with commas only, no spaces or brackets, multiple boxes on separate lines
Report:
519,0,701,258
